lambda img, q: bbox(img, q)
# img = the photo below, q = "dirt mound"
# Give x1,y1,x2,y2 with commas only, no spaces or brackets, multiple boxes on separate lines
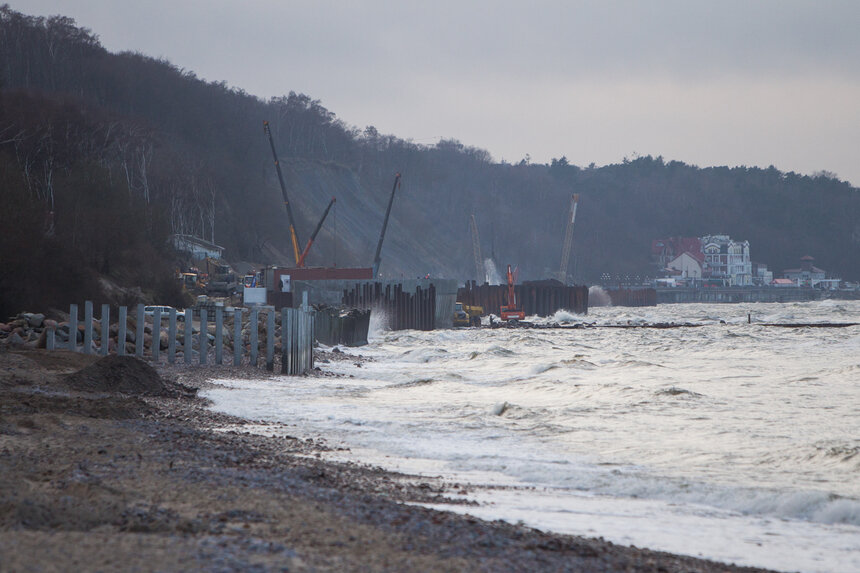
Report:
64,355,173,396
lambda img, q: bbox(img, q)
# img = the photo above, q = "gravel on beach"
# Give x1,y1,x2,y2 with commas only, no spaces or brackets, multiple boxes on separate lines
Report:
0,348,777,572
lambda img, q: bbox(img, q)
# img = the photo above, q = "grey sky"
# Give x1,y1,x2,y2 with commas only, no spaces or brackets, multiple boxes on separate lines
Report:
18,1,860,185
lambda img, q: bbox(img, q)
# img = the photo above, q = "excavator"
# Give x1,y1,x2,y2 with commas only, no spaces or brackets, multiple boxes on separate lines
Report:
500,264,525,321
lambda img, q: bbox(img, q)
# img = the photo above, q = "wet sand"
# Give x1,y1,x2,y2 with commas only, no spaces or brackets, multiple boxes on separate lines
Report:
0,348,777,572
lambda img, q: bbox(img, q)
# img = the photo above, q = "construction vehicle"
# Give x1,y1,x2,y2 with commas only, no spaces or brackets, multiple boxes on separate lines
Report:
372,173,402,278
203,257,238,295
263,120,303,265
296,197,336,268
556,194,579,283
453,302,483,327
500,264,525,321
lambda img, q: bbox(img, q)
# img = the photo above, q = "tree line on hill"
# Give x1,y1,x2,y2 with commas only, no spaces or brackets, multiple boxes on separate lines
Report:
1,5,858,318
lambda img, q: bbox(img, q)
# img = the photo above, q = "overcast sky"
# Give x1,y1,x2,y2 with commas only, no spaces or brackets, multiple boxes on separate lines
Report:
19,1,860,185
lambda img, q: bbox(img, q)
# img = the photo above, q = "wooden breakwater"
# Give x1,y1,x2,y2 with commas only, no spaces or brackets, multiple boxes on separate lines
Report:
457,281,588,317
343,282,436,330
607,288,658,307
43,302,314,375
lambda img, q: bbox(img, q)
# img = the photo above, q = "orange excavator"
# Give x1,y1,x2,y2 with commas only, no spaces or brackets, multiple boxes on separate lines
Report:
500,264,525,321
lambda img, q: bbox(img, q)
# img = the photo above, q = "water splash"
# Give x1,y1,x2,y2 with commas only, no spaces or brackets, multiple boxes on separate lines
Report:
589,285,612,307
484,258,502,285
368,306,390,341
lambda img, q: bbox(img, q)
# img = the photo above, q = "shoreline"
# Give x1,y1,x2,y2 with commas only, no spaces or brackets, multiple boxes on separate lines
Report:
0,348,777,572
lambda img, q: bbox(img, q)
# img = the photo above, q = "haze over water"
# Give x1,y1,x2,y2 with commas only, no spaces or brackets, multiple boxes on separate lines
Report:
206,301,860,573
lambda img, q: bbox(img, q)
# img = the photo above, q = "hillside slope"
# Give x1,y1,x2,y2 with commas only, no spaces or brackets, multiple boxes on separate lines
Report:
1,5,858,319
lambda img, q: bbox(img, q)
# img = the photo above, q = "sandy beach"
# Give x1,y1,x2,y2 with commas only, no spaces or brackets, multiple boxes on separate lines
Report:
0,347,777,572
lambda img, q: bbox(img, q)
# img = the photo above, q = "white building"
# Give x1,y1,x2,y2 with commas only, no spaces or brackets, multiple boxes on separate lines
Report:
667,252,703,279
701,234,752,286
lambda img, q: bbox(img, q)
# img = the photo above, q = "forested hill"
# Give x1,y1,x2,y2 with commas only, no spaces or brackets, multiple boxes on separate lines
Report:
1,6,858,315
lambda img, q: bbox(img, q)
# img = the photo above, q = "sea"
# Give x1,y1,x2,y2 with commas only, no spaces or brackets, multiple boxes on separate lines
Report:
203,300,860,573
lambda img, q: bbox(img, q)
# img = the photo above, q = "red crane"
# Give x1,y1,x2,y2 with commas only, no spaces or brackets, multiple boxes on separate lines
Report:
500,264,525,321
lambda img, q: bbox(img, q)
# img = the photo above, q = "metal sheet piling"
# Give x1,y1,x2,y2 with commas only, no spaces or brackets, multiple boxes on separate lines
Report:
184,308,193,364
83,301,93,354
100,304,110,356
118,306,127,356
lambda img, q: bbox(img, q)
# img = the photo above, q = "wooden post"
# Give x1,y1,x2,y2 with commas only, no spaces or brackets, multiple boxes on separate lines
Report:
152,308,161,363
215,307,223,365
83,301,93,354
266,310,275,371
184,308,193,364
233,308,242,366
135,304,145,358
168,308,177,364
100,304,110,356
46,325,55,351
68,304,78,351
250,309,259,367
118,306,127,356
200,308,208,365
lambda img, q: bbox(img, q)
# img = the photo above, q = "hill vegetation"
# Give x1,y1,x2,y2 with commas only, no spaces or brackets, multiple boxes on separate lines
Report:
1,5,858,316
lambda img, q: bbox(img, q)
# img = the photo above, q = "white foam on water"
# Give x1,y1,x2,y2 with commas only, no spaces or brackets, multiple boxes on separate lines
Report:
204,300,860,573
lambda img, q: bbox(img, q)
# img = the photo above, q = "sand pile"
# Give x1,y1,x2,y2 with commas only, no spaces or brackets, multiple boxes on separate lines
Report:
64,355,174,396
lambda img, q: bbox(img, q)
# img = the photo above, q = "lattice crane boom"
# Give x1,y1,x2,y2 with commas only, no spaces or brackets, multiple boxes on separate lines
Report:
558,194,580,283
469,214,485,284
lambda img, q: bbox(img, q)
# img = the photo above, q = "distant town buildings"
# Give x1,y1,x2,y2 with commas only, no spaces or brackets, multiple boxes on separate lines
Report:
651,235,848,290
782,256,841,289
650,238,847,290
652,234,752,286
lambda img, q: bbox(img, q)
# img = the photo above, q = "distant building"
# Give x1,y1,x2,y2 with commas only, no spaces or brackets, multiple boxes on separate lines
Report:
701,234,752,286
651,237,702,269
667,251,704,280
171,234,225,260
751,262,773,286
782,256,839,289
771,278,796,287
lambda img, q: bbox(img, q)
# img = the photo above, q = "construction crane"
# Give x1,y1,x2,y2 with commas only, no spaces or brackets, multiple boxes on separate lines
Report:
469,214,485,284
372,173,401,278
295,197,336,268
500,264,525,321
557,194,580,283
263,120,302,265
